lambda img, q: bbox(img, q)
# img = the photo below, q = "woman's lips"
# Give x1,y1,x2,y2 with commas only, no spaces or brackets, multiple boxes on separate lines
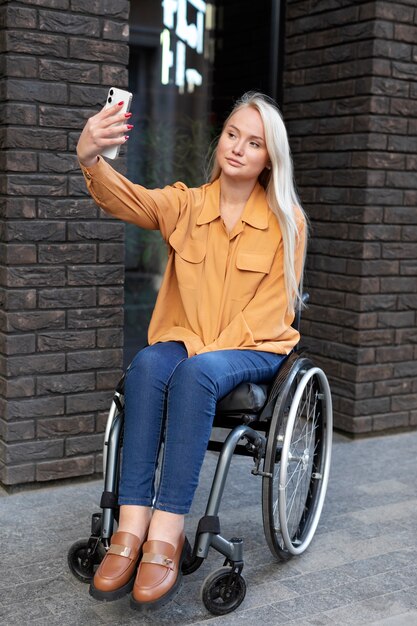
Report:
226,157,244,167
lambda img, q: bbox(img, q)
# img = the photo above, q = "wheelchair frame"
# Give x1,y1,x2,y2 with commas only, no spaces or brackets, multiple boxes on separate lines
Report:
68,300,333,616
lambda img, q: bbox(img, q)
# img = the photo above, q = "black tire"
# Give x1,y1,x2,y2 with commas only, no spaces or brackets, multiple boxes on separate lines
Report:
262,357,332,560
201,567,246,615
67,539,106,583
181,553,204,576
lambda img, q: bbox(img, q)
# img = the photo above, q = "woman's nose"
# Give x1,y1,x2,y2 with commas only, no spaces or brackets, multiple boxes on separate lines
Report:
232,142,244,156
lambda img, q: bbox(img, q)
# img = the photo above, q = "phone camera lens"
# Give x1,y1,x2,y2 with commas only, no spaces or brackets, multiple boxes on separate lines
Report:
109,89,114,96
108,97,112,103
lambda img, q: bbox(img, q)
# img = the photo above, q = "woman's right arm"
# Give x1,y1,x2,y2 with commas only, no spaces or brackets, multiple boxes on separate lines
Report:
77,105,186,239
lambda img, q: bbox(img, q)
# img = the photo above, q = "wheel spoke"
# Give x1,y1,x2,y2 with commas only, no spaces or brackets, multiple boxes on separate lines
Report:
283,382,317,532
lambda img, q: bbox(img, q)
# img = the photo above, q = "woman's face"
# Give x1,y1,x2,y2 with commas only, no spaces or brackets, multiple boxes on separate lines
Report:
216,106,270,186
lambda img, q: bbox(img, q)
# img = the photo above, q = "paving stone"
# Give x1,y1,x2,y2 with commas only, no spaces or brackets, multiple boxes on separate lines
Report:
348,499,417,526
192,603,289,626
14,559,66,583
336,550,413,581
277,565,355,596
32,607,108,626
0,600,55,625
239,576,299,610
0,569,26,589
321,588,417,625
355,478,411,496
367,610,417,625
272,588,349,620
333,570,408,604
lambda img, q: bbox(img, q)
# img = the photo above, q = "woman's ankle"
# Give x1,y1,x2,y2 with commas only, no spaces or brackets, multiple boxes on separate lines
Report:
147,510,185,546
117,504,153,539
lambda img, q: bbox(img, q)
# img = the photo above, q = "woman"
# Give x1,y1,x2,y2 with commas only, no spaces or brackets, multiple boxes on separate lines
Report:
77,92,307,611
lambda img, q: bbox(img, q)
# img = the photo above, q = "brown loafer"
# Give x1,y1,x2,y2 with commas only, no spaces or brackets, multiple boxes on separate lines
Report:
130,534,191,611
90,531,143,601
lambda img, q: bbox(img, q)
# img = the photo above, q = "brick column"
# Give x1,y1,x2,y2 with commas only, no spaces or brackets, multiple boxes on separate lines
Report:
284,0,417,434
0,0,130,487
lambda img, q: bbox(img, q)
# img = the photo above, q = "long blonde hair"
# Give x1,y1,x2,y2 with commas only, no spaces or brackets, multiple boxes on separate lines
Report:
209,92,307,315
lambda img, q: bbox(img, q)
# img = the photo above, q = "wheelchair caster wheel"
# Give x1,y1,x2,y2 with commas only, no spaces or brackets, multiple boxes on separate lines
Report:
67,539,105,583
201,567,246,615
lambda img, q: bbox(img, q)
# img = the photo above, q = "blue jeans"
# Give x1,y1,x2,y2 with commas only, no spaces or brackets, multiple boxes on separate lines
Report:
118,341,285,514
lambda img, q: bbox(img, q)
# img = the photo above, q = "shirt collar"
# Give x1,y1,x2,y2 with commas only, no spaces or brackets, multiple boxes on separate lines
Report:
241,182,269,230
196,179,221,225
197,179,269,230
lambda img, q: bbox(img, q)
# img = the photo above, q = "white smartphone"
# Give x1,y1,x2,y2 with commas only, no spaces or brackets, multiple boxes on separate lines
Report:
101,87,133,160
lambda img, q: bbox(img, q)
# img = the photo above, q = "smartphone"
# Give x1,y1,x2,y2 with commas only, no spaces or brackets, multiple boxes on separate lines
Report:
101,87,133,160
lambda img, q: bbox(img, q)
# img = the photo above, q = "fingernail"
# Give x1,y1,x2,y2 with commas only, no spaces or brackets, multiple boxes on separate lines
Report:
125,135,129,141
127,124,134,130
124,112,132,118
118,101,124,106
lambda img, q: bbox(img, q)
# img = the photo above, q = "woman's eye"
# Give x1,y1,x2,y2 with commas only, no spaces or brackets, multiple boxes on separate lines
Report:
228,132,236,139
250,141,260,148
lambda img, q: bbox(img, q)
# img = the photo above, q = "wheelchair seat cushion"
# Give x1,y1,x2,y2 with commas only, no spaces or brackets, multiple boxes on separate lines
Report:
216,382,268,414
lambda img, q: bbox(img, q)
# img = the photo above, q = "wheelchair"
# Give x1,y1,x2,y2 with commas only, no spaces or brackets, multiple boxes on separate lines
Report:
68,295,333,615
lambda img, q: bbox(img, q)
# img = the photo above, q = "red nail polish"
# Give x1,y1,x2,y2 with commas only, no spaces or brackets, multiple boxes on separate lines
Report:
118,101,124,106
124,135,129,141
124,112,132,118
127,124,134,130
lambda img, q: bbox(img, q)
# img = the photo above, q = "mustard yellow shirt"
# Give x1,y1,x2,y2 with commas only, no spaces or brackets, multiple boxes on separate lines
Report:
80,157,306,357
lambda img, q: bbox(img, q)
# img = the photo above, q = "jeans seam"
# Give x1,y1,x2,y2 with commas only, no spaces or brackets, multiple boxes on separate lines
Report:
118,497,153,506
154,353,189,505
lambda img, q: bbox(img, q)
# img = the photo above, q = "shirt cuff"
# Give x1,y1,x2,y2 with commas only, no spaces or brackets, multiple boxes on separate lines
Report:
78,155,104,179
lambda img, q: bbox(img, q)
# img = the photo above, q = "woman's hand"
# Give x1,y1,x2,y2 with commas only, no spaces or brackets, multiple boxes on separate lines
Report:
76,101,133,168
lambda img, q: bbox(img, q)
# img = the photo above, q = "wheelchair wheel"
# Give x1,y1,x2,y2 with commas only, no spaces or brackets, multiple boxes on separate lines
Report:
201,567,246,615
67,539,106,583
262,357,332,560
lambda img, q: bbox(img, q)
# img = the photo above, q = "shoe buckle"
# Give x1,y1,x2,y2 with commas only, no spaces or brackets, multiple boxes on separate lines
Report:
108,544,132,558
142,552,174,569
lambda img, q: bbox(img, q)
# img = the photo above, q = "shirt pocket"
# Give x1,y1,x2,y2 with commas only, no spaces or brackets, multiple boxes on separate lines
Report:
233,251,275,301
169,228,206,289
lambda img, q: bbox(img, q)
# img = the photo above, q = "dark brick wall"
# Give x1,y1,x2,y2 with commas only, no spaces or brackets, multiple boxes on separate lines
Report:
284,0,417,434
0,0,129,487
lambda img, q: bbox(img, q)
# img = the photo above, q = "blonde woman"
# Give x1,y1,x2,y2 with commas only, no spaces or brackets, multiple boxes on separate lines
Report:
77,91,307,611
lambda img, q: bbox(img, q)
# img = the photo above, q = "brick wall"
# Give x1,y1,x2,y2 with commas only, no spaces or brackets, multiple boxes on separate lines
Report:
0,0,130,487
284,0,417,434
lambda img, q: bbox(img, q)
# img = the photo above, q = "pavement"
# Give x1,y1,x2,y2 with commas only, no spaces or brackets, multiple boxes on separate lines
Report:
1,429,417,626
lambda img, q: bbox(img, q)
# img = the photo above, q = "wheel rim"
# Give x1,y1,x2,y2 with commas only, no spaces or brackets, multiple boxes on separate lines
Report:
277,367,332,555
